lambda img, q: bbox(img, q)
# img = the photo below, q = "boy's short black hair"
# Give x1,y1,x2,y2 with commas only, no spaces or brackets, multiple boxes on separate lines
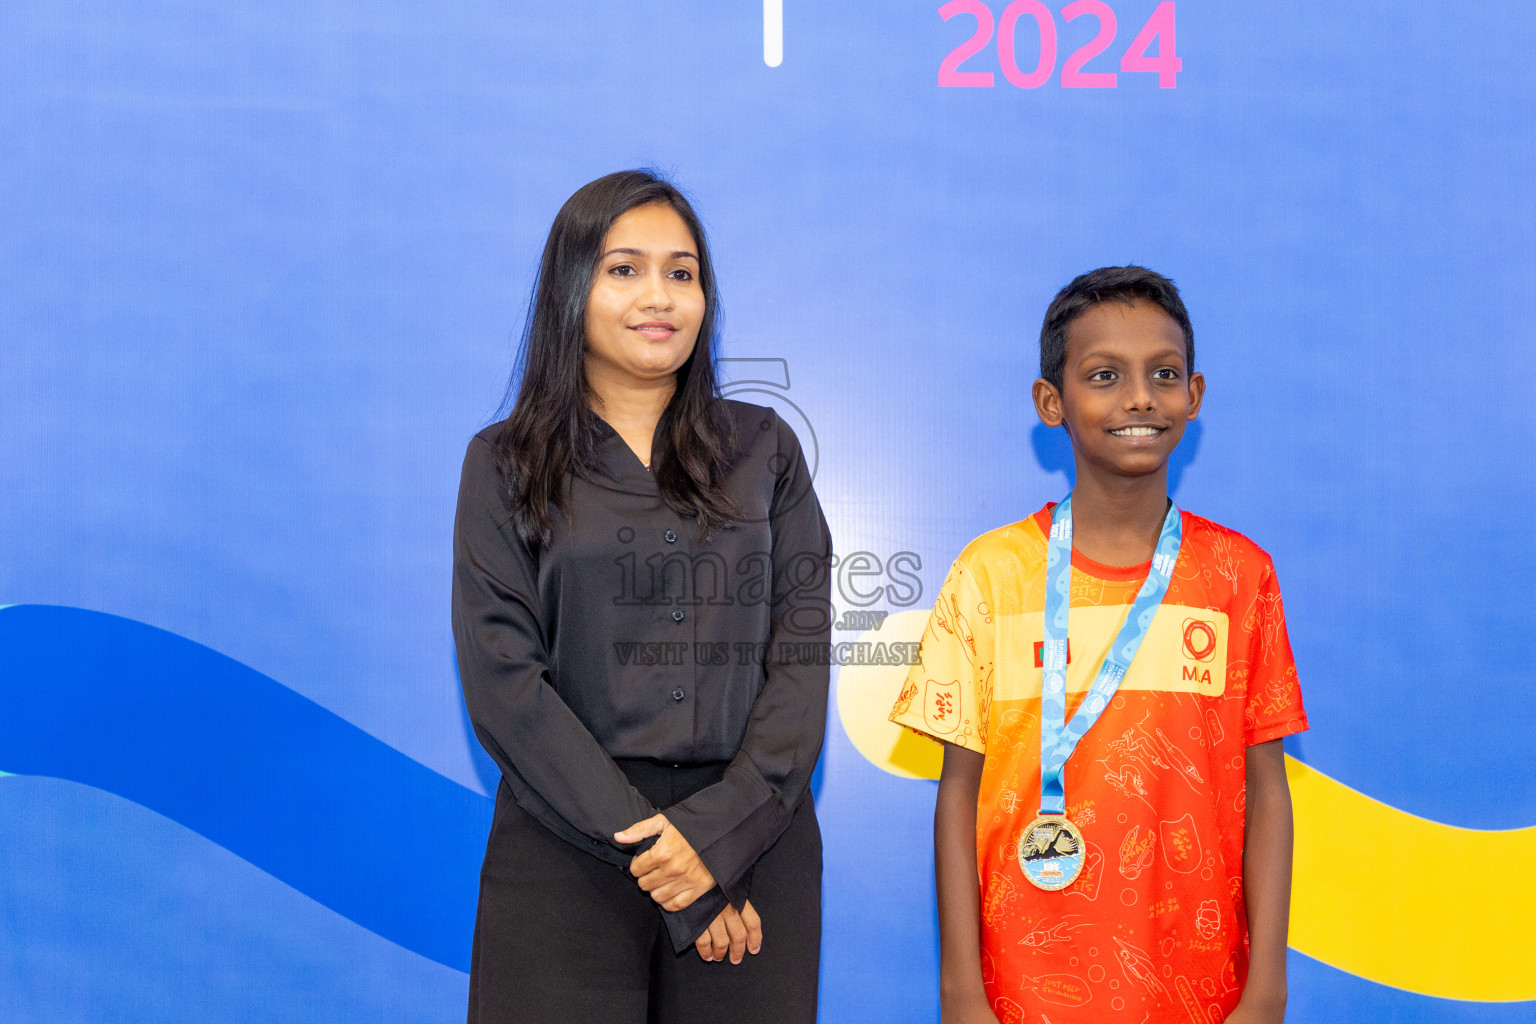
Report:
1039,266,1194,391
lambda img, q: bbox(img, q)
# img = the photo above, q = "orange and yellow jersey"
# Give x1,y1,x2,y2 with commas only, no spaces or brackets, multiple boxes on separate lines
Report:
891,505,1308,1023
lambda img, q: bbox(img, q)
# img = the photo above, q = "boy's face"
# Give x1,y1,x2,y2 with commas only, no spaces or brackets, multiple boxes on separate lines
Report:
1032,299,1205,483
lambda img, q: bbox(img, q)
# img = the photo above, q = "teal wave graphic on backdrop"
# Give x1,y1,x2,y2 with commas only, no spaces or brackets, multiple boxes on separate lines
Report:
0,604,492,971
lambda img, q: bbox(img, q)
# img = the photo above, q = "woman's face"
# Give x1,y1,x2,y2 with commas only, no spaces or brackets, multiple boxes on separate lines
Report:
584,202,705,392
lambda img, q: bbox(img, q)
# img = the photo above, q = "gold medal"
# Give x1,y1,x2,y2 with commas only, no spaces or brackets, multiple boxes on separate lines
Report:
1018,814,1085,891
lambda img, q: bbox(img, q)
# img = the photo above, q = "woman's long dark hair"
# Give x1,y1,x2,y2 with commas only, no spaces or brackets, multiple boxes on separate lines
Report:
495,170,740,543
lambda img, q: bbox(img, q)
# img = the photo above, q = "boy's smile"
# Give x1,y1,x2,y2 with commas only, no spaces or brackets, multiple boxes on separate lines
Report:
1033,299,1205,484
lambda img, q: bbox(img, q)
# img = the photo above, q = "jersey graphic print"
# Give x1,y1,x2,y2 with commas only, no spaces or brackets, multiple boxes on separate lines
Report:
891,506,1308,1022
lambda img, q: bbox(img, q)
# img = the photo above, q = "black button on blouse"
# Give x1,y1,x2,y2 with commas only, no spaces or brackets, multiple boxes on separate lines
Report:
452,401,832,950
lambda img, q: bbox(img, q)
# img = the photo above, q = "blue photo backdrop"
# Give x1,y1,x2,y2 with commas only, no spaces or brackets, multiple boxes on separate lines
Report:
2,1,1533,1020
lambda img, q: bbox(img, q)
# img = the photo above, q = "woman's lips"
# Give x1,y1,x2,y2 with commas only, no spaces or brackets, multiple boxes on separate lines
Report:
631,321,678,341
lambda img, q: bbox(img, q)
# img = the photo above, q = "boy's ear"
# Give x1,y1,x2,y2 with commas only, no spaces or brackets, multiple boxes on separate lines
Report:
1186,371,1206,420
1033,378,1066,427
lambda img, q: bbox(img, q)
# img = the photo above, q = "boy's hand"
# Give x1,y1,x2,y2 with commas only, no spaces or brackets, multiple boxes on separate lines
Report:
616,813,716,911
694,900,763,964
1222,991,1286,1024
940,991,1001,1024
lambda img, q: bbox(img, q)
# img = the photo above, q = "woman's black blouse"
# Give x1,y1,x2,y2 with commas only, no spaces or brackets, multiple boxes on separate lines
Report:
452,401,832,950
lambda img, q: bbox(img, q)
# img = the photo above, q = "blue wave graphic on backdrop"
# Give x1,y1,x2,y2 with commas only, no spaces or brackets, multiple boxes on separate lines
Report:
0,604,491,972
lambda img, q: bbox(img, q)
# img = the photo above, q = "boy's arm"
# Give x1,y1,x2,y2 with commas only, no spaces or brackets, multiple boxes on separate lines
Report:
935,743,1001,1024
1228,738,1292,1023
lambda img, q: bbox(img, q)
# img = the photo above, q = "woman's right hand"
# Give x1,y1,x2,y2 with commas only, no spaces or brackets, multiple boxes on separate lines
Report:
694,900,762,964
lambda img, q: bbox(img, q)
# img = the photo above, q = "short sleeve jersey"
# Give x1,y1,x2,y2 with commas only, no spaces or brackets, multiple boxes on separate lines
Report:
890,505,1307,1024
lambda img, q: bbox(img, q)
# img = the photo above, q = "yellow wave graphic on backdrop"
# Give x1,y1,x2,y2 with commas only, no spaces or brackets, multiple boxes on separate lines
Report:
836,611,1536,1003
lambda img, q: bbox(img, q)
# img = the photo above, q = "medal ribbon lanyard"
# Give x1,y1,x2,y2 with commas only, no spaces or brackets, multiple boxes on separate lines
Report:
1039,493,1184,816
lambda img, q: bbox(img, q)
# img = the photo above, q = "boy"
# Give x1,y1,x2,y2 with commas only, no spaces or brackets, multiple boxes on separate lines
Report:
890,267,1307,1024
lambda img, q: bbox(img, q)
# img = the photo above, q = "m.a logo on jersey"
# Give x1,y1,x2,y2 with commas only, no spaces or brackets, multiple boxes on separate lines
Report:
1182,619,1218,662
1177,617,1221,688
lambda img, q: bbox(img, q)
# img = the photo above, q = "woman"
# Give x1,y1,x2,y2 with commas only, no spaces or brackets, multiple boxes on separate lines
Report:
452,170,831,1024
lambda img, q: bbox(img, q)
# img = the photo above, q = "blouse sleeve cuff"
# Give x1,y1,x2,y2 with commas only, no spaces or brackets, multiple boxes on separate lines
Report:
665,764,781,894
661,886,730,952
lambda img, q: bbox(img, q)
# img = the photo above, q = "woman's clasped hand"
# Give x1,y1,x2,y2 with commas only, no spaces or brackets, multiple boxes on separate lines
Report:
695,900,762,965
615,812,764,963
615,813,716,911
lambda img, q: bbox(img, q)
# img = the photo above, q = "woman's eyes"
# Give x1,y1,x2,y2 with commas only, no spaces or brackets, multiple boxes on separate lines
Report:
605,263,694,282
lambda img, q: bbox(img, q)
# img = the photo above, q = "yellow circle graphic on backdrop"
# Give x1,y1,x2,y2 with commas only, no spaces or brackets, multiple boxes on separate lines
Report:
835,610,943,780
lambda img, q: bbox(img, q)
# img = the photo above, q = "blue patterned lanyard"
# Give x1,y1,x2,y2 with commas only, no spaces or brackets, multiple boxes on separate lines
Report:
1039,493,1183,816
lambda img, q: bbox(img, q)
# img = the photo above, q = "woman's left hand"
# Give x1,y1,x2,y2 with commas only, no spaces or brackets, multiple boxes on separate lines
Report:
616,813,717,911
